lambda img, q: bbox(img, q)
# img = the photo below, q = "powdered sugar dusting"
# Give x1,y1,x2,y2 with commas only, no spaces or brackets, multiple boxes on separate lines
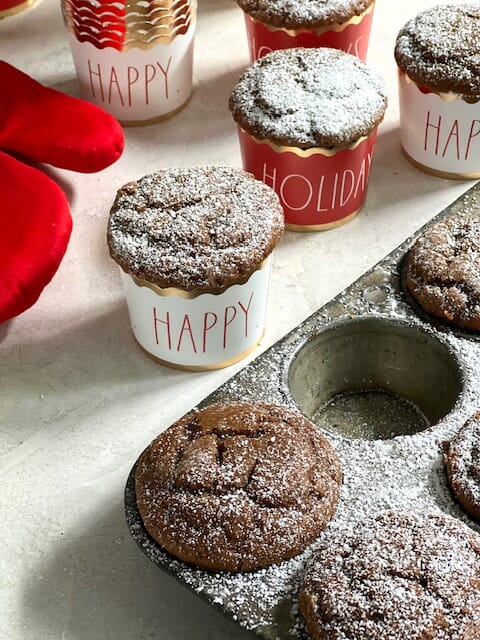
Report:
107,166,284,291
446,412,480,510
405,212,480,329
125,182,480,639
237,0,374,30
134,402,342,573
301,511,480,640
395,4,480,97
229,47,387,148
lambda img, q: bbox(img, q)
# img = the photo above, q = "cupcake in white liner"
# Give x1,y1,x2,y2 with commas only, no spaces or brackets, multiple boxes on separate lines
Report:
107,166,284,370
395,4,480,179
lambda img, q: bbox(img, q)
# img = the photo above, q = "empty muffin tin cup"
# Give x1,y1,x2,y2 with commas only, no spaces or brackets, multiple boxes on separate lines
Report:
398,71,480,179
120,257,272,371
237,126,378,231
288,317,462,440
243,2,375,62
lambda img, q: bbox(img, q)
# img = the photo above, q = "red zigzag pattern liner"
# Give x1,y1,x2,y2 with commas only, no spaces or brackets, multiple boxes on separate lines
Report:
63,0,194,50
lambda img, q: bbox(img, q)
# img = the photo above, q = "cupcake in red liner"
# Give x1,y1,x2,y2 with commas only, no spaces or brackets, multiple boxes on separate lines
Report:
237,0,375,62
395,4,480,179
229,47,387,231
107,166,284,370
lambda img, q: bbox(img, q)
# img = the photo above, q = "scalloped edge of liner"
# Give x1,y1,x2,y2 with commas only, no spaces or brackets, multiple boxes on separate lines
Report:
399,70,480,104
245,1,374,37
121,256,270,300
240,127,373,157
63,0,196,50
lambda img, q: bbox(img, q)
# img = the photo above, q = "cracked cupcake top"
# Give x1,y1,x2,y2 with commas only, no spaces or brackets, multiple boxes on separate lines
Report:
300,510,480,640
107,166,284,291
229,47,387,148
135,402,342,572
395,4,480,97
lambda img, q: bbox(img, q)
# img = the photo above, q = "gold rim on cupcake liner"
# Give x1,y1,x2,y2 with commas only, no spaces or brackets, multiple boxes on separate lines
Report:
399,70,480,104
133,331,265,371
62,0,197,50
242,128,370,157
0,0,38,18
402,147,480,180
119,92,192,127
125,257,270,299
286,206,362,232
247,1,374,37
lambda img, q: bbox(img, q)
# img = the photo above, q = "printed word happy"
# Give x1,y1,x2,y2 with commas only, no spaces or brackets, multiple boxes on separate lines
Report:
152,293,254,353
86,58,172,107
424,111,480,161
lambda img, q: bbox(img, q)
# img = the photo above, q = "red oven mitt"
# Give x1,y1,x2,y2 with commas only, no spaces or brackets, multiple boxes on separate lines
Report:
0,61,125,323
0,61,124,172
0,151,72,323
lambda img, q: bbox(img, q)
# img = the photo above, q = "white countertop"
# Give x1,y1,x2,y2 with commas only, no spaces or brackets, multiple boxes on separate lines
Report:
0,1,475,638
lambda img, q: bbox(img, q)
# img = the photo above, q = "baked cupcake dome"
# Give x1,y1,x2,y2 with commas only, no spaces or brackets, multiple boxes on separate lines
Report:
229,47,387,149
135,402,342,572
444,412,480,521
404,213,480,330
107,165,284,291
236,0,375,31
300,510,480,640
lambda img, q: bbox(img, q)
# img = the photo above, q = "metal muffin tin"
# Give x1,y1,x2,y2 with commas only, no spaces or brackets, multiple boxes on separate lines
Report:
125,182,480,640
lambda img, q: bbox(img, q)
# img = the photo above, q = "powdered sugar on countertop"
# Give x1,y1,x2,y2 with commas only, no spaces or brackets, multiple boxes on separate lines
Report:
229,48,387,148
126,183,480,639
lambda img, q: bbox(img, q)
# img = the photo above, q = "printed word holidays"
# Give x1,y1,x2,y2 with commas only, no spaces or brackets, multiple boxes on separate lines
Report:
153,293,254,353
87,58,172,107
262,152,372,214
345,36,364,58
253,36,363,61
424,111,480,161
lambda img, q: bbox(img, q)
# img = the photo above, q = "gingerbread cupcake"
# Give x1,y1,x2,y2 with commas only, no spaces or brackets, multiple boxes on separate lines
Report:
237,0,375,62
229,47,387,231
107,166,284,369
300,510,480,639
404,212,480,330
395,4,480,178
443,412,480,522
135,402,342,572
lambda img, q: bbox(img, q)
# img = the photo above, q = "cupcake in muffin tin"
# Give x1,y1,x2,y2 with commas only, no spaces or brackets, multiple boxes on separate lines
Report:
135,401,342,572
300,510,480,640
237,0,375,62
